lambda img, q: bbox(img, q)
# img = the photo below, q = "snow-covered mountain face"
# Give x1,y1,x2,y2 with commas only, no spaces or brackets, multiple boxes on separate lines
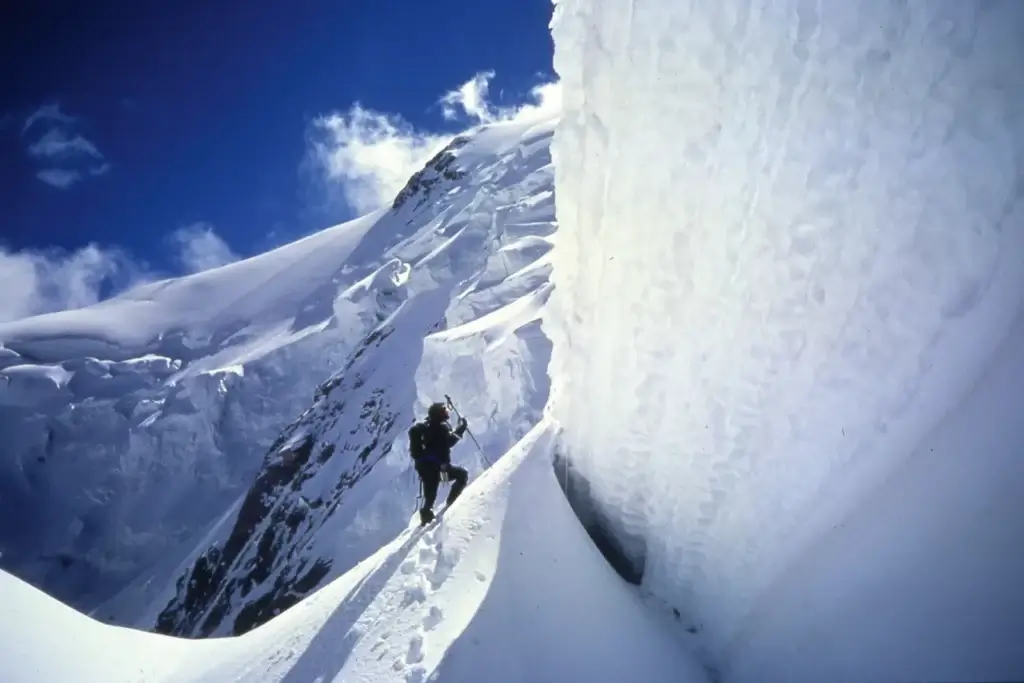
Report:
547,1,1024,680
0,116,557,622
0,211,391,610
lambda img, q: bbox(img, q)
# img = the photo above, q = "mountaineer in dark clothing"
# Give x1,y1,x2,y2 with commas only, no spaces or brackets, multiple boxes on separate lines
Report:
408,401,469,525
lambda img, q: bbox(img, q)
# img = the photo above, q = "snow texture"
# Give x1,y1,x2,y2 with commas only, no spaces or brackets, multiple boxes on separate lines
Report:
0,420,709,683
547,0,1024,680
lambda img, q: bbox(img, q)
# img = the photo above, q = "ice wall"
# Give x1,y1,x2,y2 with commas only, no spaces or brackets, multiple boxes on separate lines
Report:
546,1,1024,680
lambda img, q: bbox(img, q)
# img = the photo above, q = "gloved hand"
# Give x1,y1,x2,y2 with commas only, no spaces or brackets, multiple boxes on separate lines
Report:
458,417,468,430
439,463,450,482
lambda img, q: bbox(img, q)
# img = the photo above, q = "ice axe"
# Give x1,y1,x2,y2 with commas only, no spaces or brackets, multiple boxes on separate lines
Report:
445,393,492,467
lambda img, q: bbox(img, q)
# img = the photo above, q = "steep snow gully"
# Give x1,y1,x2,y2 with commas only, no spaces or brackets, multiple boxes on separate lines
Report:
2,1,1024,682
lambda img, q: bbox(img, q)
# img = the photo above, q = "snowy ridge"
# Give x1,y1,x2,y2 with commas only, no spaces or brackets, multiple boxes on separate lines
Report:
0,212,380,361
2,420,710,683
147,117,557,638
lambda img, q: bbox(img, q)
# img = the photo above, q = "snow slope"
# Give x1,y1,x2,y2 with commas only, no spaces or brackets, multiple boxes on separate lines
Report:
0,212,388,609
0,116,555,616
1,420,709,683
117,115,557,635
0,212,378,361
547,0,1024,680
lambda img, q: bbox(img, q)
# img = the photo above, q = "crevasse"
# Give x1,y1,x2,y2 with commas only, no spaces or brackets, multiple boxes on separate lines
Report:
545,1,1024,681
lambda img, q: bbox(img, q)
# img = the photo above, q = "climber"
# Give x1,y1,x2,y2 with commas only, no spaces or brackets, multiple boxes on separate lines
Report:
408,401,469,525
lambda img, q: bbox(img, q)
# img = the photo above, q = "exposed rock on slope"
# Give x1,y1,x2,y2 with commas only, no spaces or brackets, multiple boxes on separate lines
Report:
155,327,400,637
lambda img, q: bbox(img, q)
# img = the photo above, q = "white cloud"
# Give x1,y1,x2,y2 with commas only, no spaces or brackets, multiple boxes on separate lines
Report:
440,71,499,123
308,72,561,216
28,128,103,160
439,72,563,126
0,244,148,323
309,105,452,216
21,103,109,189
22,104,76,134
36,169,84,189
0,222,236,324
168,223,240,274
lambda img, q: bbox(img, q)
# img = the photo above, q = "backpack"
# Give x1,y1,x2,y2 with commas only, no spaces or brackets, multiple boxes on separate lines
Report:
408,422,426,461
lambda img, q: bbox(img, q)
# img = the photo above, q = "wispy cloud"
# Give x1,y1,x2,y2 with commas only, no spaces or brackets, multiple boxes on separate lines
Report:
440,71,499,123
36,169,84,189
309,107,451,216
22,103,109,189
0,221,235,323
307,72,561,217
167,223,240,274
22,103,75,134
0,244,150,323
439,72,562,126
28,128,103,160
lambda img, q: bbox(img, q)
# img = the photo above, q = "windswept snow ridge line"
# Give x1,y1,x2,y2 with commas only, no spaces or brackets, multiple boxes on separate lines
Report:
150,117,558,638
548,0,1024,680
1,420,710,683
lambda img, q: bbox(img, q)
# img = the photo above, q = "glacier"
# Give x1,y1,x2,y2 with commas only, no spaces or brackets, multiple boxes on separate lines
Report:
0,212,387,609
1,1,1023,682
546,0,1024,680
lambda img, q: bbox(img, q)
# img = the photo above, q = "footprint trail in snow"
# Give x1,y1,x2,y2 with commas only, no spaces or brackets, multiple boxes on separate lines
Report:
376,520,464,682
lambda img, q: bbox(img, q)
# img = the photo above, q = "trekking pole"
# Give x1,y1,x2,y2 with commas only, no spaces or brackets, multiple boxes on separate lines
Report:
445,394,492,467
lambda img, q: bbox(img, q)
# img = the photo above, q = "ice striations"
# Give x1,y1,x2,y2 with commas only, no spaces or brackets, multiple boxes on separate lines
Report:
546,1,1024,681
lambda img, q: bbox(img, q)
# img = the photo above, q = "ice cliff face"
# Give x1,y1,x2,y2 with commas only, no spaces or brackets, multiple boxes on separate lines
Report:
547,1,1024,680
0,117,557,624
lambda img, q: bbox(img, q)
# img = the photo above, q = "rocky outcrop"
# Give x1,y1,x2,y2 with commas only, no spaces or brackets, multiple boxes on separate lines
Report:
154,326,402,637
391,136,469,212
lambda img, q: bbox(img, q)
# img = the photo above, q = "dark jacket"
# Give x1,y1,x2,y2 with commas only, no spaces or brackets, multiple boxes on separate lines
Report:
409,418,466,467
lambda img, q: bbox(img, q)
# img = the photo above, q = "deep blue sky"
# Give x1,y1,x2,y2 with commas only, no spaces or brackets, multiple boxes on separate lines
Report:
0,0,554,272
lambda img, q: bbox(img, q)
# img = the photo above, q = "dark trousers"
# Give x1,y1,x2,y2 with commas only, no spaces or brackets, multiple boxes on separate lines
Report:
417,462,468,511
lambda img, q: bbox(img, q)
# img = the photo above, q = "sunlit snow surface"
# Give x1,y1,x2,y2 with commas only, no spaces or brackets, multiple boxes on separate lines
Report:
1,421,709,683
547,0,1024,680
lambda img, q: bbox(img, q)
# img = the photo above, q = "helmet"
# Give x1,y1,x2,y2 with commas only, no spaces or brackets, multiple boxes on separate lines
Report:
427,402,449,422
